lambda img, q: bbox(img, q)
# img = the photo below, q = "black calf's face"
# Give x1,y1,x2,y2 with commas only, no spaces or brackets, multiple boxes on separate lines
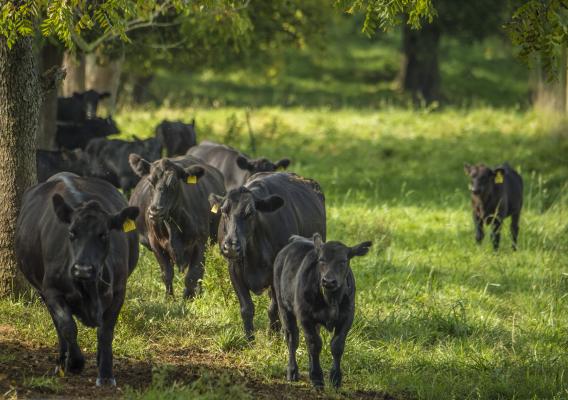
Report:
313,234,372,292
75,90,110,119
209,188,284,259
52,195,138,281
464,164,505,196
236,156,291,174
129,155,204,221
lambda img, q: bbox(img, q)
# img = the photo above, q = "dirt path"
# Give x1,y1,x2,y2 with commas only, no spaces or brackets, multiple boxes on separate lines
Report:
0,327,394,400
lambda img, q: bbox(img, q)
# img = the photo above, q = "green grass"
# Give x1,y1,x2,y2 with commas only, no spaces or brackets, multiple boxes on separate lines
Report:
3,105,568,399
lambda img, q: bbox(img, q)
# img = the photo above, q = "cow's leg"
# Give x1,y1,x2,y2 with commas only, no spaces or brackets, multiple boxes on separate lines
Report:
228,262,255,340
267,286,281,333
96,290,124,386
153,248,174,296
473,212,484,244
329,316,354,389
511,212,520,251
302,320,323,389
491,219,502,251
44,293,84,375
281,310,299,381
183,244,205,299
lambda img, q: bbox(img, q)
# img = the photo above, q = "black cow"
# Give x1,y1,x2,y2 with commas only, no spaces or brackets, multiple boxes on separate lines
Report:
187,141,290,191
464,162,523,250
209,172,326,339
274,234,371,389
56,117,120,150
85,137,162,192
36,149,88,182
129,154,225,298
57,90,111,122
155,119,197,156
15,173,139,386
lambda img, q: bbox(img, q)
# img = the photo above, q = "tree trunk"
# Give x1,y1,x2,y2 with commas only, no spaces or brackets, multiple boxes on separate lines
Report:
85,53,124,114
132,74,154,104
61,51,85,96
0,36,40,297
531,46,567,113
400,22,441,104
38,43,63,150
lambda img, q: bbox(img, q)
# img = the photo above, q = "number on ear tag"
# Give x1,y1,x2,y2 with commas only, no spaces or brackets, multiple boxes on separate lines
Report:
211,204,219,214
494,171,504,184
187,175,197,184
123,218,136,233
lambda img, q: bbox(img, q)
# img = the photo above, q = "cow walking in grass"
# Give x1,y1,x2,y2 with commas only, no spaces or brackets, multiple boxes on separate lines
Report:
209,172,326,340
464,162,523,250
15,173,140,386
129,155,225,298
188,141,290,190
273,233,372,389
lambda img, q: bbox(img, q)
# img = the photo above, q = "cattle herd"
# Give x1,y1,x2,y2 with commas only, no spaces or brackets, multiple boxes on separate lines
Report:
15,90,525,390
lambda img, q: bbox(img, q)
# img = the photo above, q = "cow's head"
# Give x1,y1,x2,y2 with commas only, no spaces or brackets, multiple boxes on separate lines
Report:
209,187,284,259
464,163,505,197
312,233,372,293
129,154,204,221
236,156,290,175
52,194,139,281
74,90,111,119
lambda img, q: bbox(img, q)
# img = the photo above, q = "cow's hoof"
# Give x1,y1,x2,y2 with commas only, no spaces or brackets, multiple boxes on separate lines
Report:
54,365,65,377
311,381,324,390
330,367,342,388
96,377,116,387
245,333,255,342
65,355,85,374
287,368,299,381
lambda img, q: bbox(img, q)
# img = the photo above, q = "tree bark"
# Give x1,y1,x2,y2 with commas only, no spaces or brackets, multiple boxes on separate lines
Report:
61,51,85,96
38,43,63,150
400,22,441,104
0,36,40,297
531,47,567,113
85,52,124,114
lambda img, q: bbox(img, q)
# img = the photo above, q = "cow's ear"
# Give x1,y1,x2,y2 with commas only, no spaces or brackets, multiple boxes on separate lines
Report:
190,118,196,126
464,163,473,176
313,233,323,253
349,241,372,258
236,156,254,171
181,166,205,184
254,194,284,213
129,153,151,177
275,158,290,171
99,91,111,99
109,206,140,231
209,193,224,214
493,167,505,185
52,194,73,224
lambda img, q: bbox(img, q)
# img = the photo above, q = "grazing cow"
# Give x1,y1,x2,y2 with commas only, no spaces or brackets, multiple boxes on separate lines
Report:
209,172,326,339
188,141,291,191
15,173,139,386
129,154,225,298
464,162,523,250
56,117,120,150
57,90,111,122
274,234,372,389
85,137,162,192
155,119,197,156
36,149,88,182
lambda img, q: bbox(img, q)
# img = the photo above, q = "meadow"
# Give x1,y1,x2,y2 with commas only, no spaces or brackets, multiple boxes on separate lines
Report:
2,22,568,400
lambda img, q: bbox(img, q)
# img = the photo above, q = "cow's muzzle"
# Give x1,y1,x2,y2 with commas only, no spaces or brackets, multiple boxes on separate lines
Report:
221,239,242,259
72,264,96,280
321,277,340,292
149,206,166,220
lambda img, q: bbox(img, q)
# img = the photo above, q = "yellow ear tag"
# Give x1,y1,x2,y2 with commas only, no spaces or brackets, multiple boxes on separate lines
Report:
494,171,504,184
122,218,136,233
211,204,219,214
276,166,285,172
186,175,197,184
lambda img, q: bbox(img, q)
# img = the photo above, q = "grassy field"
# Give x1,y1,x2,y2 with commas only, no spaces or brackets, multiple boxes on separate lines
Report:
2,17,568,400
